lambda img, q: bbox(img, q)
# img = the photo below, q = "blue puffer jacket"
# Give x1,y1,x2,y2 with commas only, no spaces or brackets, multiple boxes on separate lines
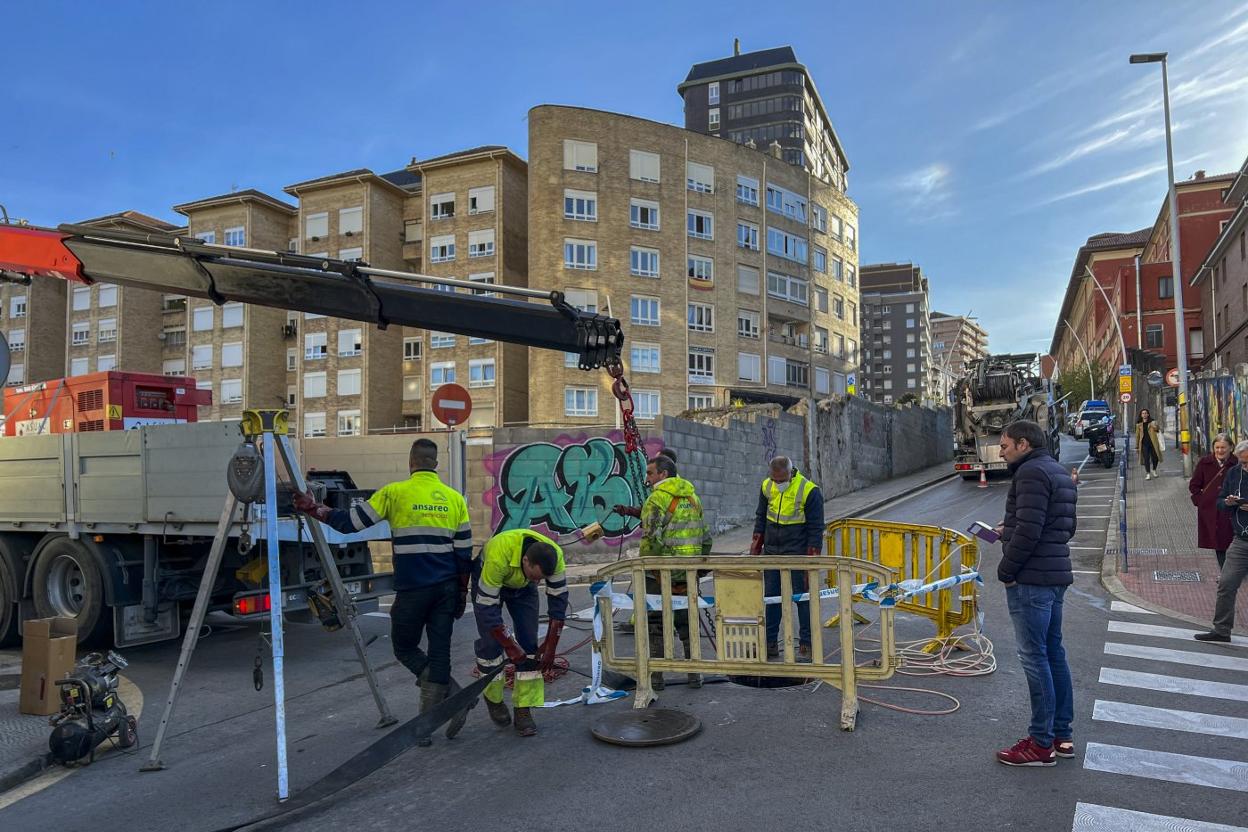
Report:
999,448,1076,586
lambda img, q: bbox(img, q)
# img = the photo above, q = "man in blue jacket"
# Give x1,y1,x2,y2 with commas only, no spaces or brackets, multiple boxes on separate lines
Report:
995,420,1077,767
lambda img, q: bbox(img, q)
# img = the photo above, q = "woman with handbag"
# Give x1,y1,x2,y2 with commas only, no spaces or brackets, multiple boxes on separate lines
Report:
1190,434,1235,572
1136,409,1164,480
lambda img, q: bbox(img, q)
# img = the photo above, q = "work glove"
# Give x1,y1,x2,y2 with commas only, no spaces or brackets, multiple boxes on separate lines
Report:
490,625,528,665
539,618,565,672
806,546,819,557
293,491,332,523
454,574,470,619
749,533,764,556
612,504,641,518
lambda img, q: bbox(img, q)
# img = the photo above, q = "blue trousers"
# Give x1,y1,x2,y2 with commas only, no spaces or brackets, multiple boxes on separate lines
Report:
764,569,812,646
1006,583,1074,747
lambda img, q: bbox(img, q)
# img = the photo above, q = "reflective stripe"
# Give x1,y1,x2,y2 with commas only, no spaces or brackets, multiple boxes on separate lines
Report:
514,670,543,682
395,525,458,539
475,594,501,607
477,654,505,667
477,581,501,597
393,542,460,555
545,585,568,597
350,502,378,532
762,475,814,525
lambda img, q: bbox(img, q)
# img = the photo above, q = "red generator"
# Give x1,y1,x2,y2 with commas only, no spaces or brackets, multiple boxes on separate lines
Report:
2,371,212,436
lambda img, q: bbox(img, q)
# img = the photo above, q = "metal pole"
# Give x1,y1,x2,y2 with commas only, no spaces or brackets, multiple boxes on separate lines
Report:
1063,319,1096,402
1134,256,1143,350
262,431,290,802
1084,267,1131,447
1161,56,1193,476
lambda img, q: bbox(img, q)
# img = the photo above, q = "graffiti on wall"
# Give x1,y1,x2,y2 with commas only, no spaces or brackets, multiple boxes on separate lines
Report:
761,417,778,466
1191,375,1244,455
483,431,665,543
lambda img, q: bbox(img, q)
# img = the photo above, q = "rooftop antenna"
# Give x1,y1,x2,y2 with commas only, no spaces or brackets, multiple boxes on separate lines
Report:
734,38,740,56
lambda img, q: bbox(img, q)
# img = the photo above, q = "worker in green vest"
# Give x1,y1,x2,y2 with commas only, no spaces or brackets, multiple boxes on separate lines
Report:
638,454,712,690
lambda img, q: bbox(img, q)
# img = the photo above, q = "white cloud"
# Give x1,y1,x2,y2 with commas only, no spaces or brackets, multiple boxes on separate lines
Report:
891,163,956,218
1025,129,1132,177
1191,14,1248,57
1033,154,1209,207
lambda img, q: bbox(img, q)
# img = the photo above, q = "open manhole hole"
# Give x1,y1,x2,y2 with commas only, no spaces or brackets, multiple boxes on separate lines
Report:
726,675,814,689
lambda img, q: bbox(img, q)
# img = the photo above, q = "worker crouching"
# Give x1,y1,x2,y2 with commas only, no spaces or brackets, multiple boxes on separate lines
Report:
472,529,568,737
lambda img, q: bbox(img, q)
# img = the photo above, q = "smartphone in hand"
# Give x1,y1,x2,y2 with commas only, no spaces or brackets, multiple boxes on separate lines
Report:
968,521,1001,544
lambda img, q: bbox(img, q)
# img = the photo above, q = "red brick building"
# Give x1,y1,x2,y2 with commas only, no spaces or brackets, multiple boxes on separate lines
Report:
1192,157,1248,369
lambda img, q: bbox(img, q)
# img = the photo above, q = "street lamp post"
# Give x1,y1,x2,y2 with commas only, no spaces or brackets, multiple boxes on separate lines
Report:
1063,318,1096,402
1084,266,1130,432
1131,50,1192,476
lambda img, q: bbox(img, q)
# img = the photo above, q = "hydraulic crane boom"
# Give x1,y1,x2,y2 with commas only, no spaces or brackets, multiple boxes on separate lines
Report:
0,223,624,368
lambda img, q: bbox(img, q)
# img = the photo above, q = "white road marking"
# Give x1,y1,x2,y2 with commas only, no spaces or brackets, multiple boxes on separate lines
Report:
1084,742,1248,792
1104,642,1248,672
1071,546,1105,551
1077,515,1112,519
1109,601,1156,615
1072,570,1100,574
1100,667,1248,701
1093,699,1248,741
1073,802,1248,831
1109,620,1247,646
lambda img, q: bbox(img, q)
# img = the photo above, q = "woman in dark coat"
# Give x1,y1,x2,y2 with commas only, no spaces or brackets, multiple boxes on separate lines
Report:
1189,433,1235,571
1136,409,1164,480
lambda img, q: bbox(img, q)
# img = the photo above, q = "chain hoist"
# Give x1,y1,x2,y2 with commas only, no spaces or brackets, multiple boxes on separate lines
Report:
606,359,647,499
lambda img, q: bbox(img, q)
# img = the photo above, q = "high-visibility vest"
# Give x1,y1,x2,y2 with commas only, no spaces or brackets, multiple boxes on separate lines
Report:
761,472,816,526
640,477,708,559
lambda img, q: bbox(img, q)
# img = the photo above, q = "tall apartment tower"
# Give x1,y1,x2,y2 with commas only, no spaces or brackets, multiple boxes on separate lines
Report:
858,263,932,405
679,43,849,192
526,105,860,427
929,312,989,404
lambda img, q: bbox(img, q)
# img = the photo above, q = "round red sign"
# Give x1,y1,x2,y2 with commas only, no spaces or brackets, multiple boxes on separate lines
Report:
431,383,473,427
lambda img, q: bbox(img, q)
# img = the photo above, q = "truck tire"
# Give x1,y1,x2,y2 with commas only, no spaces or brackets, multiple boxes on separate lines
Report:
0,555,17,647
31,537,111,645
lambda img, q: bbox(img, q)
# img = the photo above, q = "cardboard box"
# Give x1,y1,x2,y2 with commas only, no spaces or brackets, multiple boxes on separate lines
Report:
20,617,78,716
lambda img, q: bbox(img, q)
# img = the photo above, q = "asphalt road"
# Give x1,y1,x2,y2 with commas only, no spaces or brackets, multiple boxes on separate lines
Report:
2,434,1245,832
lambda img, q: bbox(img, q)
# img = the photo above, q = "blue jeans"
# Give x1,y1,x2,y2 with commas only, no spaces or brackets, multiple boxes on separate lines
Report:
1006,583,1074,747
764,570,811,646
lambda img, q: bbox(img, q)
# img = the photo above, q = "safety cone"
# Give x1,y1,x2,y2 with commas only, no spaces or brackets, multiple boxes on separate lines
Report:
977,466,988,488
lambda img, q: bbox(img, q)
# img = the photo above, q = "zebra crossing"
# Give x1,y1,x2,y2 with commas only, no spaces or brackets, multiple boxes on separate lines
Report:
1072,608,1248,830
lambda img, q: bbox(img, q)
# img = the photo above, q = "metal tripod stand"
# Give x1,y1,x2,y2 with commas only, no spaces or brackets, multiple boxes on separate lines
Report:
140,409,397,801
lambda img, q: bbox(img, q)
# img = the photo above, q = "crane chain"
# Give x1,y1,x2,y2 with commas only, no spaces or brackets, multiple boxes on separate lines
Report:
606,360,647,500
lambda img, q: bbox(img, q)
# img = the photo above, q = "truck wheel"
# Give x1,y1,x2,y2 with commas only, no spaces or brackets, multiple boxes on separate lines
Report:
0,556,17,647
31,537,111,645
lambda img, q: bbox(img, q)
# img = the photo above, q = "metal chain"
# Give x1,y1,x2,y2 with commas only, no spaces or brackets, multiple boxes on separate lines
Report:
238,502,253,555
606,360,647,497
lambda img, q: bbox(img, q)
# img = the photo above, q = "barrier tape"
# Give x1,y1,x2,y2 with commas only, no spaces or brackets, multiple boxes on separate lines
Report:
569,579,881,618
542,580,629,708
862,572,983,608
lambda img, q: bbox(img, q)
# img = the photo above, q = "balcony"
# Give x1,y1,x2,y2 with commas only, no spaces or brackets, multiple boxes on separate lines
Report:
768,331,809,349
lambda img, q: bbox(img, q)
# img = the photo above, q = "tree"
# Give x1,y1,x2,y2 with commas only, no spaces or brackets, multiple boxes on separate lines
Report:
896,393,920,406
1056,362,1117,410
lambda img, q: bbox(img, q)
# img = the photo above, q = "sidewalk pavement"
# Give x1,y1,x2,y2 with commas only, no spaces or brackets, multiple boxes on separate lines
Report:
0,651,55,794
1103,443,1248,634
563,462,957,584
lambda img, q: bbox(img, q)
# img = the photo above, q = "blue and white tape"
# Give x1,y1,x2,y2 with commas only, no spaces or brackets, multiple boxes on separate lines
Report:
862,571,982,608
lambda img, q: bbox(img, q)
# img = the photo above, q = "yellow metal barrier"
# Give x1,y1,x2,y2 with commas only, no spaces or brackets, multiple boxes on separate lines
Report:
824,519,978,653
593,555,898,731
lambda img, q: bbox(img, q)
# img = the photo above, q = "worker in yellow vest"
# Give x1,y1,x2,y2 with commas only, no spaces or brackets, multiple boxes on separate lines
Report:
750,456,824,662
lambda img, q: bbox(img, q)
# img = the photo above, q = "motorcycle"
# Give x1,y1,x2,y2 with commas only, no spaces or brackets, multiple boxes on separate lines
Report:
1085,418,1115,468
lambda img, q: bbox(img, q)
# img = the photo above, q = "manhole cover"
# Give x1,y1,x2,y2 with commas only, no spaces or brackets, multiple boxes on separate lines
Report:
726,675,813,689
1153,570,1201,582
591,708,701,747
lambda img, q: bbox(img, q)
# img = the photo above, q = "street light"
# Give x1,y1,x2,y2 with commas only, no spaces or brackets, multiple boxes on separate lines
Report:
1131,50,1192,476
1062,318,1096,402
1083,266,1130,430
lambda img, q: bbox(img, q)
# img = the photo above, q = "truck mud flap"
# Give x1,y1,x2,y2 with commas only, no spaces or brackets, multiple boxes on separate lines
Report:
211,665,502,832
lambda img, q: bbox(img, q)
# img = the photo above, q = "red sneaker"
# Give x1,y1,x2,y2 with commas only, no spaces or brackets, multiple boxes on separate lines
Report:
996,737,1056,767
1054,738,1075,759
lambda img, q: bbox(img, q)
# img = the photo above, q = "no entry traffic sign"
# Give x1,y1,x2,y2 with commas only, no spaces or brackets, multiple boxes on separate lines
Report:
431,383,473,427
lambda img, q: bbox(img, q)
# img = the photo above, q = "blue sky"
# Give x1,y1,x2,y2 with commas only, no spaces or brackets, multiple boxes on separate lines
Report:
3,1,1246,354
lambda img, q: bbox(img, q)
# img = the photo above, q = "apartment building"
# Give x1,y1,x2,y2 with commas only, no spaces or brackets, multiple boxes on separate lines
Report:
679,43,849,192
1194,155,1248,368
930,312,989,404
526,105,860,427
858,263,932,405
280,169,410,438
402,146,530,429
2,255,67,389
65,211,180,381
172,190,298,421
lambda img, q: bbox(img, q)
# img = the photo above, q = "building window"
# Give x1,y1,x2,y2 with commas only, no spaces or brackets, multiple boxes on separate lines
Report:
815,327,829,354
765,184,807,222
469,358,496,388
785,361,809,388
564,189,597,221
738,309,760,339
305,212,328,240
70,357,89,376
431,361,455,387
221,342,243,367
846,224,857,251
564,239,597,270
339,246,363,261
305,332,327,360
766,228,808,264
687,161,714,193
430,331,455,349
906,318,915,329
72,323,90,346
847,265,857,288
738,265,760,295
98,284,118,308
739,352,762,382
689,394,715,410
736,175,760,206
815,287,829,313
220,378,243,404
816,367,830,395
688,255,714,283
630,199,660,230
831,214,844,241
737,221,759,251
430,193,455,220
834,296,845,320
430,234,455,263
813,246,827,273
468,186,495,214
1158,275,1174,299
287,385,297,408
6,295,24,319
404,220,423,244
469,272,496,296
848,301,857,322
333,205,362,236
708,81,719,104
163,359,185,376
905,332,914,343
767,271,808,305
223,227,246,247
688,348,715,384
304,371,327,399
6,328,23,353
634,390,661,420
223,303,244,328
164,327,186,347
337,368,362,396
907,363,917,374
1146,324,1164,349
564,387,598,417
95,354,115,372
630,343,661,373
73,287,91,311
907,348,916,359
563,140,598,172
631,296,660,326
629,150,660,183
468,229,495,258
403,337,422,361
338,328,363,356
848,339,858,364
882,350,893,360
196,231,217,245
631,247,660,278
687,303,714,332
811,205,827,233
337,409,362,437
403,376,421,401
191,344,213,371
708,108,720,130
304,412,327,438
687,210,714,240
286,348,297,371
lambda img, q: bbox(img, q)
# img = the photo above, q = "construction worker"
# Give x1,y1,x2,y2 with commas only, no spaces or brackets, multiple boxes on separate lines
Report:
473,528,568,737
612,447,677,635
293,437,473,746
750,455,825,662
634,454,712,690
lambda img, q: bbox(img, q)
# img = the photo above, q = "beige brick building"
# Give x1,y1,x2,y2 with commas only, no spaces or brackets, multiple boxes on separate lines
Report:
1,257,66,388
525,105,860,427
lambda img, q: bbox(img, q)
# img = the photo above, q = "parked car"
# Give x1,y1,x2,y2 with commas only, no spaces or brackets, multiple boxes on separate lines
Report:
1074,410,1113,439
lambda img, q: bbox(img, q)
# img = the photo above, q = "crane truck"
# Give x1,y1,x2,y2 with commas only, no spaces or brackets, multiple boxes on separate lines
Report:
952,353,1062,479
0,221,630,647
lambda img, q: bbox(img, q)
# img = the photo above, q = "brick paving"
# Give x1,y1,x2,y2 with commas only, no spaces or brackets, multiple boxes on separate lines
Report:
1107,443,1248,634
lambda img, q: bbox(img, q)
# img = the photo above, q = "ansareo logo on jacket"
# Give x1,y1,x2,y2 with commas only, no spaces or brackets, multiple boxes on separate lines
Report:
412,490,451,513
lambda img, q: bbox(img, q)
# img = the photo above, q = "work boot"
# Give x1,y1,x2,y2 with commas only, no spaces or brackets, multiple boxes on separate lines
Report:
766,642,780,660
444,675,474,739
513,707,538,737
417,682,448,747
486,698,512,726
796,644,813,664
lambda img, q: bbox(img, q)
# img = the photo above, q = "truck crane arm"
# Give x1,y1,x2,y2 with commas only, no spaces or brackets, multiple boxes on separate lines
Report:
0,223,624,368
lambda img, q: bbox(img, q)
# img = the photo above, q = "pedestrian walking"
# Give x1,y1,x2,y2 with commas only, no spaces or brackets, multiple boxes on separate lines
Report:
995,420,1076,767
1136,409,1164,480
1189,434,1235,573
1195,439,1248,643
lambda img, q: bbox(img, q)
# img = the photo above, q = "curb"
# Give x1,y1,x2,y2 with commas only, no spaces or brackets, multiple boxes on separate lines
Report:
1100,537,1216,631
